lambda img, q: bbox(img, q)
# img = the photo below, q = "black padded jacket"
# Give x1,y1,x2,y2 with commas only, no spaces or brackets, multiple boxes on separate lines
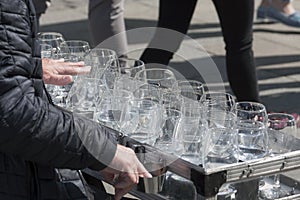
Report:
0,0,117,199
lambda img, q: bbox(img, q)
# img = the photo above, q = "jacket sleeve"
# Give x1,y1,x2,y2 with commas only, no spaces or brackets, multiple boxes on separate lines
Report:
0,1,117,171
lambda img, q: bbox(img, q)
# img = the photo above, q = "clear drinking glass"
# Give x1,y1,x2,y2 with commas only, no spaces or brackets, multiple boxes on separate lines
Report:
160,91,184,111
134,68,177,91
66,77,107,119
124,99,162,145
175,80,205,103
200,92,236,112
59,40,90,62
84,48,120,89
259,113,297,199
176,101,206,165
94,89,133,131
58,40,91,95
204,110,238,168
234,102,268,161
154,108,183,156
119,57,145,77
114,58,145,92
177,116,207,165
38,32,65,58
133,84,162,104
38,32,67,107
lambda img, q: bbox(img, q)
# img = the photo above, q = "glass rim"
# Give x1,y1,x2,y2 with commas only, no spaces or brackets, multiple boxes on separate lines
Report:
60,40,90,47
267,112,295,122
134,68,175,81
234,101,266,113
88,48,117,56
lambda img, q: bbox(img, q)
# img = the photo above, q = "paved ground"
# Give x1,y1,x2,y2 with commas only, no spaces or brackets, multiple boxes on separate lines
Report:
39,0,300,197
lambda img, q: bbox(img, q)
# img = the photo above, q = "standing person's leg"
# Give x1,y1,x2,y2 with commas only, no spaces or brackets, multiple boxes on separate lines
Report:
88,0,128,56
139,0,197,66
212,0,260,102
32,0,51,29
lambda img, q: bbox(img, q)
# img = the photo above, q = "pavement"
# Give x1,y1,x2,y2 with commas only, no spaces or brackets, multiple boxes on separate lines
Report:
39,0,300,197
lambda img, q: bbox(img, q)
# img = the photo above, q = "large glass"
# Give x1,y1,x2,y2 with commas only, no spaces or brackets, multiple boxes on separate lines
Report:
38,32,65,58
175,80,205,103
84,48,120,89
234,102,268,161
66,77,107,119
124,99,162,145
200,92,236,112
114,58,145,92
154,108,182,156
204,110,238,168
134,68,177,91
94,89,133,131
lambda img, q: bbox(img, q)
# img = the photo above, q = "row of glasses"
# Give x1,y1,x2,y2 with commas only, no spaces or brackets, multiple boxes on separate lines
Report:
39,32,91,107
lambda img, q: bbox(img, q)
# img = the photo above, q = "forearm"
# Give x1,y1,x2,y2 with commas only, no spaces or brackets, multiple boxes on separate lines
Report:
0,87,117,170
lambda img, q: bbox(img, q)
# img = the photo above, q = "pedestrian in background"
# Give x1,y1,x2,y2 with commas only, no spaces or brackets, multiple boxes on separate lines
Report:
140,0,260,102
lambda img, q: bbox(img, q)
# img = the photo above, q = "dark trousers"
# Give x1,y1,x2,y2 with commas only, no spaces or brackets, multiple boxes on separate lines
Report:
140,0,259,102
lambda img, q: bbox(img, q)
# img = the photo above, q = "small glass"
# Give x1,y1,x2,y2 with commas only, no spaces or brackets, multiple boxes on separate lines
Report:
154,108,182,156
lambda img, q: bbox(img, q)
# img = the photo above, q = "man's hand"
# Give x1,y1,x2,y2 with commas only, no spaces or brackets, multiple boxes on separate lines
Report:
42,58,91,85
100,144,152,200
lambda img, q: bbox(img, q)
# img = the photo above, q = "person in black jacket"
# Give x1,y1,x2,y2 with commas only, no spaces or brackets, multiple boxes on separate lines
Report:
0,1,151,200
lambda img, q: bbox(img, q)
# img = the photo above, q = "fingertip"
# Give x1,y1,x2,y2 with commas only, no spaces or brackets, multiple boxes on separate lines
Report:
62,76,73,84
144,172,153,178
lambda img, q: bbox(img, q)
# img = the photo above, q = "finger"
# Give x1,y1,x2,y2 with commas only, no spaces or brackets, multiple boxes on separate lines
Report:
64,61,85,66
114,185,135,200
114,173,138,189
137,161,152,178
46,75,72,86
52,58,65,63
58,66,90,76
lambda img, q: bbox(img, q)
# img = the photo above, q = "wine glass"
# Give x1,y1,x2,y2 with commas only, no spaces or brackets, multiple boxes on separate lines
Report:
59,40,90,62
66,77,107,119
203,110,238,168
200,92,236,112
84,48,120,89
259,113,297,199
38,32,65,58
94,89,133,131
59,40,91,82
118,57,145,77
134,68,177,91
114,58,145,92
234,102,269,161
154,108,183,156
123,98,162,145
175,80,205,103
